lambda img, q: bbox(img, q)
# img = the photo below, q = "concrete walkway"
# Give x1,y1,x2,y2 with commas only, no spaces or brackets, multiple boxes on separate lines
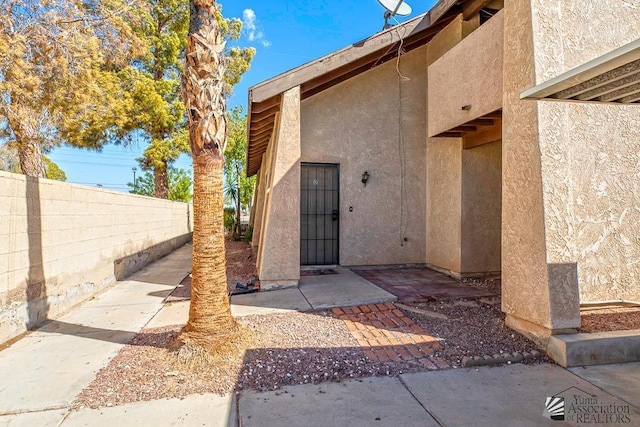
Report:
1,245,639,426
0,244,193,425
152,265,397,327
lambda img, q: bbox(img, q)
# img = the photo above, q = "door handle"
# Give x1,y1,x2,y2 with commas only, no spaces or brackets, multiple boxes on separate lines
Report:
332,209,339,221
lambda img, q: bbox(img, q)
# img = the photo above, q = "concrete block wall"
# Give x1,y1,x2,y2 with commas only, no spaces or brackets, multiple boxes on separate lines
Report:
0,171,193,343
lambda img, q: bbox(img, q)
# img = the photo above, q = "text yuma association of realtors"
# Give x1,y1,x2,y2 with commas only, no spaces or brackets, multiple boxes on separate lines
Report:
568,395,631,424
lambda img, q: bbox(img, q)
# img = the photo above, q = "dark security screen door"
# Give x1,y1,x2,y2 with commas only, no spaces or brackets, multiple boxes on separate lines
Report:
301,163,339,265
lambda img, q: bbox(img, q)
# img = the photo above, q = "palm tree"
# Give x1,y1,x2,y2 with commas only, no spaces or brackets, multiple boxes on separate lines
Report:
178,0,240,355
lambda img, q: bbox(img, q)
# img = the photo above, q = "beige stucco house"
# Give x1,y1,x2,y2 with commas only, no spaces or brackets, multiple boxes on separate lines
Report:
245,0,640,345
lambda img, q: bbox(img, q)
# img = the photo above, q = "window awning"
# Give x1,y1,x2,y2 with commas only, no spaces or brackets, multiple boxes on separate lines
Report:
520,38,640,104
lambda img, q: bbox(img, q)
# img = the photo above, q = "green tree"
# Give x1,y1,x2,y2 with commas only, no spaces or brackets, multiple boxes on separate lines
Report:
224,107,256,239
128,0,254,200
128,171,156,196
127,0,190,199
128,167,192,202
0,0,144,177
43,157,67,181
169,168,194,202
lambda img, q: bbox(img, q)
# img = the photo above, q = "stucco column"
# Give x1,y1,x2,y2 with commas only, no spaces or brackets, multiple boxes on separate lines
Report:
256,87,301,289
501,0,580,344
248,168,259,227
250,153,267,250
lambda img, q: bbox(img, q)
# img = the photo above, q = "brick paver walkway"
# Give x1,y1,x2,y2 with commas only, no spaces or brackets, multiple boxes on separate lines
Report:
331,303,449,369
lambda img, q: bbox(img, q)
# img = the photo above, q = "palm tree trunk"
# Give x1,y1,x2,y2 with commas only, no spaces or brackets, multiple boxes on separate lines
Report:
179,0,239,350
183,154,237,345
154,163,169,199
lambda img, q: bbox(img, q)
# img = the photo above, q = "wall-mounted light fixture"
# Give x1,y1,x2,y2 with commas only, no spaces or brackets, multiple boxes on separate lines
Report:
461,104,472,111
361,171,370,186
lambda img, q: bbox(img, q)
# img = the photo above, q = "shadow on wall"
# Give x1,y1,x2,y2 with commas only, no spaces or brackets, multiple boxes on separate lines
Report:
25,176,49,329
113,236,192,282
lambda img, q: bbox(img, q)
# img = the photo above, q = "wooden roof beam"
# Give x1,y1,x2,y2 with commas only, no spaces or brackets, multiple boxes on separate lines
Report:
250,127,273,140
430,0,462,25
250,117,275,132
467,118,495,126
554,61,640,99
597,82,640,102
462,0,491,19
248,139,271,154
301,50,385,96
481,109,503,119
450,125,478,132
576,72,640,100
434,132,463,138
251,95,281,114
250,104,280,123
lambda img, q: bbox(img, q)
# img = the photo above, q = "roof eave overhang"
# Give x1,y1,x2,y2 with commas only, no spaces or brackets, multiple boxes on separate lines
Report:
520,38,640,105
246,0,470,176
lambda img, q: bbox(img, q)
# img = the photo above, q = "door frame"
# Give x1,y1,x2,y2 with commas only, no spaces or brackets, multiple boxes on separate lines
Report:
300,162,340,266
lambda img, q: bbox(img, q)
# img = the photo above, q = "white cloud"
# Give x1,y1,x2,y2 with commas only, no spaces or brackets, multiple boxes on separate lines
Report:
242,9,270,48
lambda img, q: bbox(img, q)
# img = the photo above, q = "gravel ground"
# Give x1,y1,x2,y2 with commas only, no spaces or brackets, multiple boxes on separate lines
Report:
401,298,544,367
579,306,640,333
73,297,545,409
72,245,546,409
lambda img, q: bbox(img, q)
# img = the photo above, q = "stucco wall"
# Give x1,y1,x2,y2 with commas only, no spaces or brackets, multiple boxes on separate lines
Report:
0,171,193,343
257,88,301,287
426,138,462,273
426,14,478,66
502,0,579,338
300,46,427,266
428,10,504,137
425,15,503,277
530,1,640,302
531,1,640,83
426,138,502,276
461,140,502,273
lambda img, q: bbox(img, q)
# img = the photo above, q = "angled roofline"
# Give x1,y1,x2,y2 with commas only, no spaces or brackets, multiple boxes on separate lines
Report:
246,0,470,176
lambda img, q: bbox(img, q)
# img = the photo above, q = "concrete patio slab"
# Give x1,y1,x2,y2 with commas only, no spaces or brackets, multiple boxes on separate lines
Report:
351,266,498,302
547,330,640,367
230,288,312,317
400,363,640,427
0,409,68,427
61,394,236,427
569,362,640,409
239,376,438,427
299,267,396,309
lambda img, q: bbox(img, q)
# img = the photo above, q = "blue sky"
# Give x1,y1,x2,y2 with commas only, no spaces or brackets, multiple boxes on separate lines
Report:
48,1,436,192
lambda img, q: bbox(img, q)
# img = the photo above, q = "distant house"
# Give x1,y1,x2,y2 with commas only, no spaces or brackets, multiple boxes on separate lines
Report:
245,0,640,344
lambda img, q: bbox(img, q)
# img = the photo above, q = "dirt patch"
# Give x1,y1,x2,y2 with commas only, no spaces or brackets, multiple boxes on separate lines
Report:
225,239,258,286
579,306,640,333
